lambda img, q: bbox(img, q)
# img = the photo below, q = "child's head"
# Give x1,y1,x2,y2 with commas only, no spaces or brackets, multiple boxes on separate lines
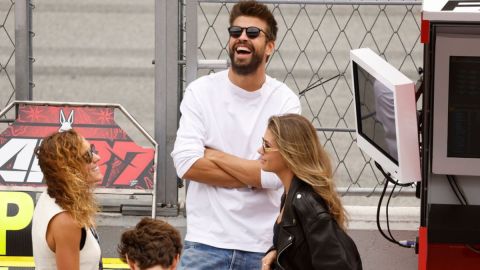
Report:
118,217,183,270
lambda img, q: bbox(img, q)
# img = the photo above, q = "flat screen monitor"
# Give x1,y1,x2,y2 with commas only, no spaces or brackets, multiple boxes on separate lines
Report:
432,28,480,176
351,48,421,183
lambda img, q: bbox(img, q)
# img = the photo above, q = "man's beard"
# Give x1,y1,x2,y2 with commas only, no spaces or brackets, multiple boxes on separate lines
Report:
229,42,264,76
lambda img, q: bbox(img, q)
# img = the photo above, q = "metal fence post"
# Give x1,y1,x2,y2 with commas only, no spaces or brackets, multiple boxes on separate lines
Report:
15,0,33,101
154,0,179,216
185,0,198,85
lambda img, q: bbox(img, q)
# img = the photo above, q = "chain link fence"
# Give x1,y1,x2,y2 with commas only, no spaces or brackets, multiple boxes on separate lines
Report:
0,0,15,112
1,0,423,200
189,0,422,196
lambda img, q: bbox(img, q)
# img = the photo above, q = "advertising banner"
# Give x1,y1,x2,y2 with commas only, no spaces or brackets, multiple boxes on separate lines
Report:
0,103,155,190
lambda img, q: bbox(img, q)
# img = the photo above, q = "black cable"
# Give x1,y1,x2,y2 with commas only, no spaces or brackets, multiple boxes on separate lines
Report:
298,74,341,96
387,177,415,187
447,175,466,205
376,173,397,244
298,77,323,96
415,67,423,102
386,182,397,242
450,175,468,205
446,175,477,253
374,162,415,187
374,161,414,248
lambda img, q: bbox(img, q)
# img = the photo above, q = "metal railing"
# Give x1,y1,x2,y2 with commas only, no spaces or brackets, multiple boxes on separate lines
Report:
0,0,17,110
1,0,33,107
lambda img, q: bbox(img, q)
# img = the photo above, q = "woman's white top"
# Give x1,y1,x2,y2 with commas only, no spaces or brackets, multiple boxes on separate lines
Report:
32,191,101,270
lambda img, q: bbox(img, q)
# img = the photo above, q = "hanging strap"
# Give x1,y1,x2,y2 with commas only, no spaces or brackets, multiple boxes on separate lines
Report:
80,228,86,250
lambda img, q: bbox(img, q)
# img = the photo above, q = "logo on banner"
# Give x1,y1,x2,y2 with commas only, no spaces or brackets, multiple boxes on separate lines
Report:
58,109,74,132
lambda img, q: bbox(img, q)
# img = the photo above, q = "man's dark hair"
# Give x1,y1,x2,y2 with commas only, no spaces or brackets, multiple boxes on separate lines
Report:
118,217,183,269
229,0,278,41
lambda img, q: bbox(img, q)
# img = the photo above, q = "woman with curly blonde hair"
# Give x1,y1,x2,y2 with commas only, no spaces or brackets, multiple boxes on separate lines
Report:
259,114,362,270
32,129,103,270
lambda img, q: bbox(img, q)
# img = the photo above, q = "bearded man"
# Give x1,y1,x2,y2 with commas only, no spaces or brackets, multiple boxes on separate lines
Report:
171,1,300,269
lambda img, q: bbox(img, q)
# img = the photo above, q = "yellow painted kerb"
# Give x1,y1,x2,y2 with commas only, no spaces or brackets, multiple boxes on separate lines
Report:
0,256,128,269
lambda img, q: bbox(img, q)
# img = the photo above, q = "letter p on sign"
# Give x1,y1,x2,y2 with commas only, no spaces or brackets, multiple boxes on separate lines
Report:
0,191,34,255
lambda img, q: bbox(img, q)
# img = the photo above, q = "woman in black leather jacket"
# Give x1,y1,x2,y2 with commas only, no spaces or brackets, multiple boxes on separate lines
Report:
259,114,362,270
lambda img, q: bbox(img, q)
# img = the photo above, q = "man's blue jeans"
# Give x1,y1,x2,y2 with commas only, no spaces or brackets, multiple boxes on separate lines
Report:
179,241,264,270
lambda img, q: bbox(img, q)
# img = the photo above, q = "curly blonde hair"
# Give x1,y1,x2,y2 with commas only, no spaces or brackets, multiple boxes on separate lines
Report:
268,114,348,230
37,129,98,228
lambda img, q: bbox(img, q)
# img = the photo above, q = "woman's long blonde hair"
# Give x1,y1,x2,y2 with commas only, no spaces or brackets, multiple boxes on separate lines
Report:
268,114,347,230
37,129,98,228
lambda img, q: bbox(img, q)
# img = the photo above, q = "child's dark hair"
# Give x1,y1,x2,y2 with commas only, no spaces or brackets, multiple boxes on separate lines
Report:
118,217,183,269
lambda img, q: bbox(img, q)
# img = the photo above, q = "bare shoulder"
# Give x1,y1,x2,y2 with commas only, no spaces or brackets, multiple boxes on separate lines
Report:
46,212,82,252
50,212,79,229
49,212,82,240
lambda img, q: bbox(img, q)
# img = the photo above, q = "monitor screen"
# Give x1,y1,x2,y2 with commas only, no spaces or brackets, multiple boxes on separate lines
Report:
351,48,421,183
354,63,398,164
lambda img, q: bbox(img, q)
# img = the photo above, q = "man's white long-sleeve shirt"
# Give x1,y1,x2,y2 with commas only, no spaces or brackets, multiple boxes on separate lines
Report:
171,70,300,252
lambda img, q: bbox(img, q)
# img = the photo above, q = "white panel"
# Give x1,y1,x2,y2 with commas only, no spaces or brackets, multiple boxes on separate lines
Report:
432,32,480,176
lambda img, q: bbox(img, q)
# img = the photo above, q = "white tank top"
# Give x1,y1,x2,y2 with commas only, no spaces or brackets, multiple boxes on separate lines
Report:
32,191,101,270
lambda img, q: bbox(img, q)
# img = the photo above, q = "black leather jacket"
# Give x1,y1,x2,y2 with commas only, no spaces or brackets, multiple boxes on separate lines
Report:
271,176,362,270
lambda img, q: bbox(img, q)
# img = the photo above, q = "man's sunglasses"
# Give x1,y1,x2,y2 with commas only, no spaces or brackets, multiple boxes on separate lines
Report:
83,144,98,163
228,26,269,39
